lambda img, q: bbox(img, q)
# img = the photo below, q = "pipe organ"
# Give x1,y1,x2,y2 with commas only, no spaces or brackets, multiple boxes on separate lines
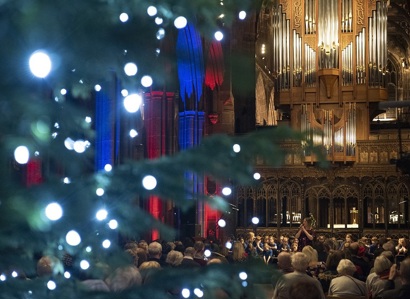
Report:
263,0,388,163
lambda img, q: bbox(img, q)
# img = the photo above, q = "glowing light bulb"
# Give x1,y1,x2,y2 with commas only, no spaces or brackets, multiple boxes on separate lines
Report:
124,62,138,76
45,202,63,221
141,75,153,87
222,187,232,196
96,188,104,196
142,175,157,190
80,260,90,270
218,219,226,227
129,129,138,138
108,219,118,229
147,6,157,16
239,271,248,280
14,146,29,164
233,144,241,153
66,230,81,246
181,289,190,298
102,239,111,248
174,16,187,29
252,217,259,225
194,288,204,298
96,209,108,221
29,50,52,78
239,11,247,20
94,84,101,92
253,172,261,180
156,28,165,40
104,164,112,172
64,138,75,150
60,89,67,95
155,17,163,25
47,280,57,290
73,140,86,153
214,31,224,41
119,13,129,22
124,94,142,113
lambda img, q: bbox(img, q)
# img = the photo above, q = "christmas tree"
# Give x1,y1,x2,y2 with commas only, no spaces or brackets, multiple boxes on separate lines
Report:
0,0,324,298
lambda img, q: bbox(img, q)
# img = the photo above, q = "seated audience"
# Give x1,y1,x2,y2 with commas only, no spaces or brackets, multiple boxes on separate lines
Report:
366,255,394,299
277,251,293,274
165,250,183,267
380,257,410,299
180,247,201,268
328,259,366,297
272,252,325,299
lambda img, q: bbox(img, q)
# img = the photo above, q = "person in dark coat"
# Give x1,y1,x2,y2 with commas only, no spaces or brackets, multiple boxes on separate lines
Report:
380,256,410,299
180,247,200,268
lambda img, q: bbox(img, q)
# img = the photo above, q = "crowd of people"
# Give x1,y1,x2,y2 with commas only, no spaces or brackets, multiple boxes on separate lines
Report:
13,217,410,298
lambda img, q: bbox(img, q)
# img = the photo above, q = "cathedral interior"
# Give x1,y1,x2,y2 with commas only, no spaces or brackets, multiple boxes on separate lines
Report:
231,0,410,241
86,1,410,242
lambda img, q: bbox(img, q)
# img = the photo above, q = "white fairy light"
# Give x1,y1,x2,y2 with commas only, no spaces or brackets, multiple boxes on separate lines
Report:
11,271,18,278
66,230,81,246
14,146,29,164
108,219,118,229
102,239,111,248
181,289,190,298
63,177,71,184
239,271,248,280
29,50,52,78
129,129,138,138
0,274,6,281
85,116,92,123
225,241,232,250
239,11,247,20
194,288,204,298
96,188,104,196
214,31,224,41
141,75,153,87
142,175,157,190
86,246,92,253
96,209,108,221
232,144,241,153
174,16,187,29
64,271,71,279
45,202,63,221
124,93,142,113
124,62,138,76
147,6,157,17
94,84,101,92
121,89,129,97
156,28,165,40
253,172,261,180
73,140,87,153
64,137,75,150
60,89,67,95
252,217,259,225
47,280,57,290
119,13,129,22
155,17,163,25
104,164,112,172
204,249,211,258
80,260,90,270
222,187,232,196
242,281,248,287
218,219,226,228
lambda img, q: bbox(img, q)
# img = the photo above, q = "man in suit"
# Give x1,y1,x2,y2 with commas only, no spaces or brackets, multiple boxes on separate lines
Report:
180,247,200,268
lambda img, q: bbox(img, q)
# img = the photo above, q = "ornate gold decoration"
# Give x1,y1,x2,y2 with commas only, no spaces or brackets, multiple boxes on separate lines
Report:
357,0,364,25
293,0,302,28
